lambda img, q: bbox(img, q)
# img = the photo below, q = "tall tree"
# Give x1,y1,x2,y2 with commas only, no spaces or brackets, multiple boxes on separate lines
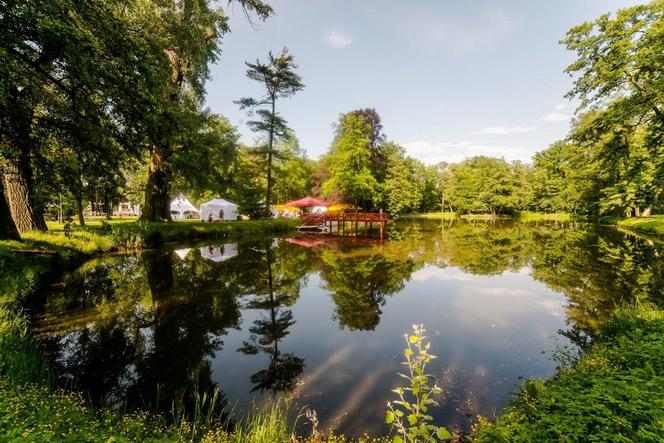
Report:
138,0,272,222
322,113,379,209
382,145,424,215
236,48,304,215
561,1,664,216
350,108,387,181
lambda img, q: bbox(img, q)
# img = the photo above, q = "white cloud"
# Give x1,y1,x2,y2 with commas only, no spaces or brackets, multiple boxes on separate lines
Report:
323,30,352,48
478,125,536,135
540,112,570,123
411,266,475,282
554,103,568,111
405,7,518,52
401,139,534,164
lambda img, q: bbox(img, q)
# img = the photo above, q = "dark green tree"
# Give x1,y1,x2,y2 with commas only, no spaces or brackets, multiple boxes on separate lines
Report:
1,0,164,231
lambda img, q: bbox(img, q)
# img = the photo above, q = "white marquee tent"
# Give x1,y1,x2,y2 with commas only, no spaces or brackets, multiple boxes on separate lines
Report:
170,195,199,220
200,198,238,221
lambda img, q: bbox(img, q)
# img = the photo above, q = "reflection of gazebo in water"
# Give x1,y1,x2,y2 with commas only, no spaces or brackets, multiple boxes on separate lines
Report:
199,244,238,262
285,237,325,248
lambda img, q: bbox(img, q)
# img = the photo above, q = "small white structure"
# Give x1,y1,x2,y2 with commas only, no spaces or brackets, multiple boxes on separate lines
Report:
311,206,328,214
200,244,238,262
174,248,191,260
170,195,199,220
113,202,141,217
200,198,238,221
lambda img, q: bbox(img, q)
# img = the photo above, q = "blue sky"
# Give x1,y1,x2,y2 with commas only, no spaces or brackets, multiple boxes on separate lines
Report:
205,0,643,164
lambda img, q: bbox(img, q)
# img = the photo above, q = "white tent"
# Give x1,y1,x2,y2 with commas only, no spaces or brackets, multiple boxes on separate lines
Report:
200,244,238,262
170,195,199,220
200,198,238,221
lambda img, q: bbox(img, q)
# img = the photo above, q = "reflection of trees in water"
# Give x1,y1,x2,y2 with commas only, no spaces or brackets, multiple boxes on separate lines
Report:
41,247,245,423
529,227,664,344
237,240,311,394
318,248,415,331
391,219,664,341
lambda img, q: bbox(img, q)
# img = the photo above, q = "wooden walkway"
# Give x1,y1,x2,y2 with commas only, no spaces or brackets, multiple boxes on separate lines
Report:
297,212,388,239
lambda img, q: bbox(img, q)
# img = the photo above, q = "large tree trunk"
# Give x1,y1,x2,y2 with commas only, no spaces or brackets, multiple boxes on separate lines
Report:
140,147,172,222
75,193,85,226
0,177,20,240
3,110,47,232
4,159,47,232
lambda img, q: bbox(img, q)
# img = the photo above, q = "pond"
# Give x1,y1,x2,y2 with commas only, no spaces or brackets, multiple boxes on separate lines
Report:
32,219,664,436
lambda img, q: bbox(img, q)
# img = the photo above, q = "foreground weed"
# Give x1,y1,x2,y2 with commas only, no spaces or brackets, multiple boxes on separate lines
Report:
386,324,452,443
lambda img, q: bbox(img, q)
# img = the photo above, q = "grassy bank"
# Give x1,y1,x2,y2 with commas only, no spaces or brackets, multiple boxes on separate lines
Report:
601,215,664,237
400,212,458,220
474,305,664,442
516,211,572,222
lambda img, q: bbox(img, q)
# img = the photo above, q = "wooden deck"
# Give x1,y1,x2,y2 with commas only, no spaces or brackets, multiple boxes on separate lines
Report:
297,212,388,239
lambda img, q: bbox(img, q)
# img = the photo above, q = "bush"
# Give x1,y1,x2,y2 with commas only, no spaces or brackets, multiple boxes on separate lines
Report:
474,308,664,442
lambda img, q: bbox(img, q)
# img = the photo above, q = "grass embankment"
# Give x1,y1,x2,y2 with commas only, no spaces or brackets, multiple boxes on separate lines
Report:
515,211,572,222
400,212,458,220
601,215,664,237
474,306,664,442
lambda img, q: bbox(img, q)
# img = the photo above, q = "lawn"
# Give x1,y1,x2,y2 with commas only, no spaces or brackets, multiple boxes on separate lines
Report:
601,215,664,237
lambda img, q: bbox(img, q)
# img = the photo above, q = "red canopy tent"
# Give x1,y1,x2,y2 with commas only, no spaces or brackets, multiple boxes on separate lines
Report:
283,197,332,208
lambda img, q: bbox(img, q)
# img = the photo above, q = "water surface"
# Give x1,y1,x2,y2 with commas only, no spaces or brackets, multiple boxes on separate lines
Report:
34,220,664,435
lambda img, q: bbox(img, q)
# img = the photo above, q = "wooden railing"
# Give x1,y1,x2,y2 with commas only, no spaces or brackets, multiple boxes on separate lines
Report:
302,212,388,226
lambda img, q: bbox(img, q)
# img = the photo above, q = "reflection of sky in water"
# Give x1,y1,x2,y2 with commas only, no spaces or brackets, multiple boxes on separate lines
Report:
213,265,569,435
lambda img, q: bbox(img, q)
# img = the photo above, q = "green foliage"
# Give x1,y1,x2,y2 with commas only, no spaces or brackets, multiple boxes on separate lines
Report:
386,324,452,443
549,1,664,218
382,146,440,215
474,307,664,442
323,113,380,207
446,156,531,215
0,378,179,442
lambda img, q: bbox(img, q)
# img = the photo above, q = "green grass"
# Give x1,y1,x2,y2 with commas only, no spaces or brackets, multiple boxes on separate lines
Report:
0,378,178,442
600,215,664,237
474,305,664,442
400,212,458,220
516,211,572,222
